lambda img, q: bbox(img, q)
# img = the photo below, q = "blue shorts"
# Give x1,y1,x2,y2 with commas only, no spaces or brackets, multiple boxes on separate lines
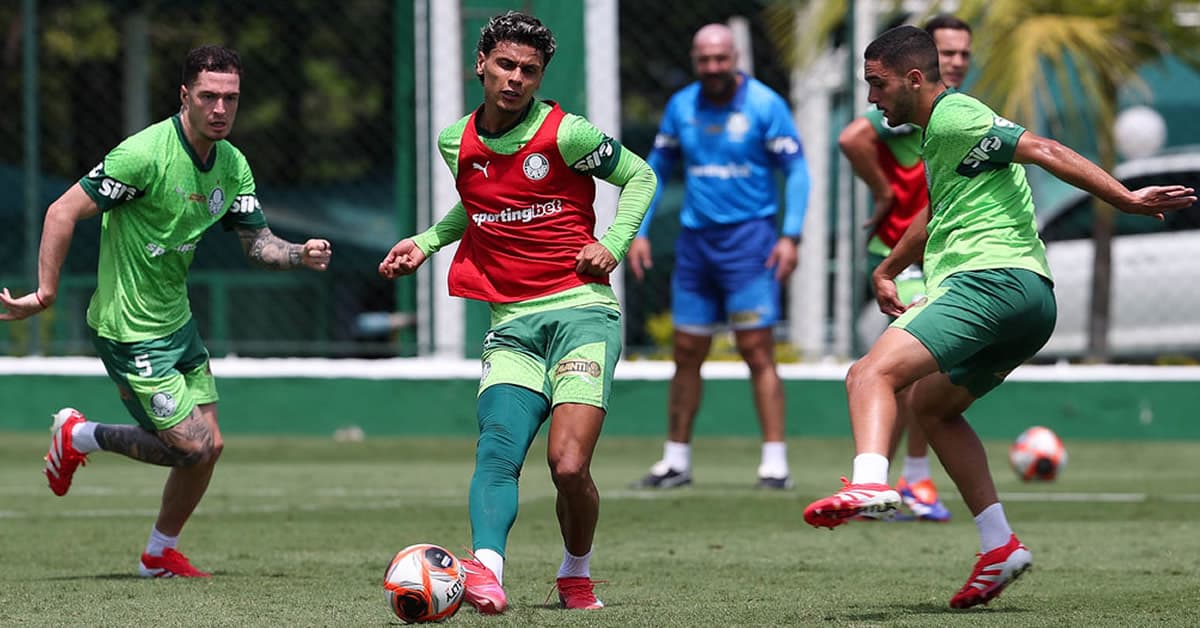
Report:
672,216,780,334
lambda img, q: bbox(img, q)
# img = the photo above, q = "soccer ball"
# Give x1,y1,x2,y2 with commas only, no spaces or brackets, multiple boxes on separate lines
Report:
1008,426,1067,482
383,544,466,623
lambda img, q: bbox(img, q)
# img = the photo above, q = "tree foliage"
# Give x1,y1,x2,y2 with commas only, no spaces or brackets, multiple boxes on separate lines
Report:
1,0,393,185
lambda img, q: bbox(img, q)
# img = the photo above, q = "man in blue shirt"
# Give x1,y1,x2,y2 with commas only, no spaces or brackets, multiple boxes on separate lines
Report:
628,23,810,489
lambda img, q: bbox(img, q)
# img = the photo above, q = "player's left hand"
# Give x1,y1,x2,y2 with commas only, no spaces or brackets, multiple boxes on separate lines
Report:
0,288,48,321
1120,185,1197,219
576,242,618,276
301,239,332,271
766,237,799,281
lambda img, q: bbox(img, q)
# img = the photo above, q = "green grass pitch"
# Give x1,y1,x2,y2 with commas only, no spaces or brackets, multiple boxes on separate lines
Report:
3,433,1199,626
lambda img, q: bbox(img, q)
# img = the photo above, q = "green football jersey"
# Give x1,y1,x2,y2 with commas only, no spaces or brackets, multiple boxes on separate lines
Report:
921,92,1052,291
865,108,922,168
79,115,268,341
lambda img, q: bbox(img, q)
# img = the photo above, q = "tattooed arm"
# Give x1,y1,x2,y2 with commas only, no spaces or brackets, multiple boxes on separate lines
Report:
236,226,333,271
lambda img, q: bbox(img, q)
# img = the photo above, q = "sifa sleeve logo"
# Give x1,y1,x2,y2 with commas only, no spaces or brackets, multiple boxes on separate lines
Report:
88,162,142,201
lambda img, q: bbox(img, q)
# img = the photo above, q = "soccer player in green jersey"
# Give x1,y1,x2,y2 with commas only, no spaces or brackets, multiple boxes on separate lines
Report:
0,45,332,577
838,15,973,522
804,26,1195,608
378,12,655,613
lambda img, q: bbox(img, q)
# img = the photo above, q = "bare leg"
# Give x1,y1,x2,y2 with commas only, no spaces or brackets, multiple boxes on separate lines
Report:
154,403,223,536
547,403,605,556
905,419,931,459
733,327,785,442
666,331,711,443
906,378,995,515
92,404,222,540
846,329,940,456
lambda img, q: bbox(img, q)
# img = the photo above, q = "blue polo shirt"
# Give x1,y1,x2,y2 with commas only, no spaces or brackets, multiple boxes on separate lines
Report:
640,73,810,238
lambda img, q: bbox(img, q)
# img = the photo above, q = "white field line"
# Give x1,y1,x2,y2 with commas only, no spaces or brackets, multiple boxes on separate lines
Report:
2,356,1199,381
4,489,1200,520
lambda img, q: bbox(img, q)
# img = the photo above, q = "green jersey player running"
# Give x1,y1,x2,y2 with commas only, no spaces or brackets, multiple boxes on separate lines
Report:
803,26,1195,608
0,45,332,578
379,12,655,614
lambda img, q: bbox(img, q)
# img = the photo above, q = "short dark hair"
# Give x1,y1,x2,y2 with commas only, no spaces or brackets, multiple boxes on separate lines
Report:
864,25,940,82
182,45,242,87
924,14,972,37
476,11,556,67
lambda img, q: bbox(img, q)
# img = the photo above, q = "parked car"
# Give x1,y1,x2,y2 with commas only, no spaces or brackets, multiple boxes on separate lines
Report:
1037,150,1200,360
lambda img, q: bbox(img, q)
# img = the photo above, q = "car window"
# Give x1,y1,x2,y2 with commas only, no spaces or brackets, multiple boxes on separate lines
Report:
1040,169,1200,242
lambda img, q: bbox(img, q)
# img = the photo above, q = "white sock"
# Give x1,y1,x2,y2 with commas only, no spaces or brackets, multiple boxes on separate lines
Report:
475,548,504,585
557,547,591,579
71,422,100,454
901,456,931,483
850,453,890,485
145,527,178,557
663,441,691,472
759,441,788,478
974,503,1013,553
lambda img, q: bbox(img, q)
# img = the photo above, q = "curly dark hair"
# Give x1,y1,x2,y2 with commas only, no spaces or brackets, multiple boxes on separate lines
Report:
476,11,556,67
182,45,242,87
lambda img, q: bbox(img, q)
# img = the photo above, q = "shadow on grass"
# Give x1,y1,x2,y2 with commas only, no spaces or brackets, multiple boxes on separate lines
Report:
41,572,228,581
836,601,1033,622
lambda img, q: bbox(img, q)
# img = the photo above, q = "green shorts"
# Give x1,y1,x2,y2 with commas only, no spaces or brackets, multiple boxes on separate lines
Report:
90,318,218,431
892,268,1056,398
478,306,622,409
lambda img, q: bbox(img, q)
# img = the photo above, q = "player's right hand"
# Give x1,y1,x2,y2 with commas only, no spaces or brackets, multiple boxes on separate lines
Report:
378,238,427,279
0,288,48,321
871,272,906,318
626,237,652,282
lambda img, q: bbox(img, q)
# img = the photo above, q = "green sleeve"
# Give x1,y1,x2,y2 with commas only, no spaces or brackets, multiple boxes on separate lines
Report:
437,116,470,178
409,116,474,255
596,149,656,262
78,142,152,211
220,148,268,231
556,113,656,262
950,99,1027,177
411,202,467,255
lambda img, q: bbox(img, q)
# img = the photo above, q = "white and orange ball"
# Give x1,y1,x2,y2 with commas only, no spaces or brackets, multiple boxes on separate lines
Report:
383,544,466,623
1009,426,1068,482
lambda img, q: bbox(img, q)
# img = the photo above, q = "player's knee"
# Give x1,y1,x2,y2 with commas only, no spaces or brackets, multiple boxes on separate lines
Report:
207,438,225,463
548,454,590,490
475,438,523,480
846,359,874,394
739,347,776,374
168,438,221,468
673,341,708,367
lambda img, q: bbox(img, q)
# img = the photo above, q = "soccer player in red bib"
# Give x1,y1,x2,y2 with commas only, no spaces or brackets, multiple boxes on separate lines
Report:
379,12,656,613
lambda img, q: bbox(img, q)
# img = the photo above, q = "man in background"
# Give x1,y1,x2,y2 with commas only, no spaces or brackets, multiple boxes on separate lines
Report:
627,23,810,490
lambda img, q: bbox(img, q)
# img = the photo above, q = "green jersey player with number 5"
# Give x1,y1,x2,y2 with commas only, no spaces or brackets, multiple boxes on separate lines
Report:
0,45,332,578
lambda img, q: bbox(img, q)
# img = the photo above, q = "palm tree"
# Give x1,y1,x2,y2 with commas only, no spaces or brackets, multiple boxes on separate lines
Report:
768,0,1200,361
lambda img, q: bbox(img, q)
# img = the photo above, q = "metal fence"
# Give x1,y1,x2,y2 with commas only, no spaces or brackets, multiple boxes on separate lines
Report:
5,0,1200,363
2,0,399,357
